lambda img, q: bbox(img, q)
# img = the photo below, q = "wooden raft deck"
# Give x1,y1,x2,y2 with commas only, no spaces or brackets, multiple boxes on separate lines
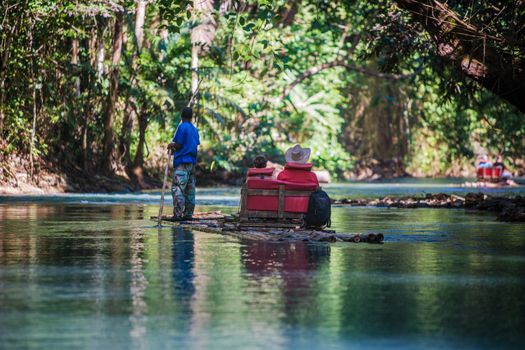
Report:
151,212,384,244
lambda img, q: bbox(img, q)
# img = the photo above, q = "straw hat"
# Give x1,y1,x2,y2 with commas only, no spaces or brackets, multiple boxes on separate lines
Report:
285,144,311,164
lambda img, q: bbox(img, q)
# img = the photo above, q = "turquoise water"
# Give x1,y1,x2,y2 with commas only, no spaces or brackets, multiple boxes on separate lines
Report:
2,178,524,206
1,181,525,349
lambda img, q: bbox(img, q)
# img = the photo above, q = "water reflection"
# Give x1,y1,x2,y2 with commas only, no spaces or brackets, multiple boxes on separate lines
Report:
128,228,147,349
242,242,330,310
0,203,525,348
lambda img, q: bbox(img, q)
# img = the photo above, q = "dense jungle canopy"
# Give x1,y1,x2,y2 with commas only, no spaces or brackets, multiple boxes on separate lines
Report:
1,0,524,190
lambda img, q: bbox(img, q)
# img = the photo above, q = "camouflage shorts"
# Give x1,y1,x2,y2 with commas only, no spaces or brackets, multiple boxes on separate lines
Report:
171,163,196,218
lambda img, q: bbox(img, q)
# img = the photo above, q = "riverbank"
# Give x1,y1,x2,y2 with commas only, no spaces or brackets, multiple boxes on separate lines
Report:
3,150,525,195
0,169,143,195
334,193,525,222
0,157,238,195
0,171,239,195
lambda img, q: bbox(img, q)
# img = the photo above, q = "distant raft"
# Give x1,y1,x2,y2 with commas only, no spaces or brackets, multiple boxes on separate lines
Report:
151,211,384,244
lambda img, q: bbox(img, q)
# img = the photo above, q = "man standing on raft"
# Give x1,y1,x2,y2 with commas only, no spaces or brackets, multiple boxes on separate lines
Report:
168,107,200,220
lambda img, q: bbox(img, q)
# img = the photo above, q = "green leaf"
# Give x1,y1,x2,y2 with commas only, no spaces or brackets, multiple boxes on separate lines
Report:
243,23,256,32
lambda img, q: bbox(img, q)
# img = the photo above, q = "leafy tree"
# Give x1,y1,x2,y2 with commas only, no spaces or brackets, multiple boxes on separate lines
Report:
1,0,524,190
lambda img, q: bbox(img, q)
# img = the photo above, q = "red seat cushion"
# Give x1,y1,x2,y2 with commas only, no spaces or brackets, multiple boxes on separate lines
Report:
246,178,280,189
284,162,313,170
284,196,310,212
246,196,310,213
245,178,317,213
246,179,317,191
492,167,502,178
247,168,274,176
247,195,278,211
281,181,318,191
277,163,319,186
477,168,484,178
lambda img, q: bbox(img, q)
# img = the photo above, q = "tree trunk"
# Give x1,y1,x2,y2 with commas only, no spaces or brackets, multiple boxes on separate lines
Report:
81,28,97,171
190,43,199,106
0,63,6,136
29,77,37,180
71,39,81,97
82,73,93,171
119,105,135,166
88,26,98,67
71,38,82,152
393,0,525,114
81,90,91,171
132,108,149,188
0,14,17,136
119,1,148,168
134,0,147,51
0,80,5,135
133,111,148,169
101,13,124,173
279,0,302,27
190,0,217,107
28,23,37,180
95,24,106,78
158,27,169,61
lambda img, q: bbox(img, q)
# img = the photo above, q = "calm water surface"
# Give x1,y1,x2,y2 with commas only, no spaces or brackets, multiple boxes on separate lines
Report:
1,181,525,349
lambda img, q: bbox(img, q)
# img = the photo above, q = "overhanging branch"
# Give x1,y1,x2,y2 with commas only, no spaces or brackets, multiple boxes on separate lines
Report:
393,0,525,114
281,59,422,100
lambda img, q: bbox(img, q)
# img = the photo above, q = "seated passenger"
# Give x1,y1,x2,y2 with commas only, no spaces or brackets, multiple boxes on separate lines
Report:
253,155,267,169
477,154,492,168
493,154,512,180
246,155,274,180
277,144,319,186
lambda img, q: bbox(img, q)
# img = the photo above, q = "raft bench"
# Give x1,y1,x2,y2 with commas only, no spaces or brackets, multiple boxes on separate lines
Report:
477,166,503,182
240,166,319,222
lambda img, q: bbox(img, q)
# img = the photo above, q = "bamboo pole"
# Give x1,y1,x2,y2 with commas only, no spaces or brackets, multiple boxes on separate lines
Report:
157,151,172,227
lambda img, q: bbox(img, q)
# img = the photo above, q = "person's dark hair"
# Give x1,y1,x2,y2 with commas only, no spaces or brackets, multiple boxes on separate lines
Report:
181,107,193,120
253,155,267,168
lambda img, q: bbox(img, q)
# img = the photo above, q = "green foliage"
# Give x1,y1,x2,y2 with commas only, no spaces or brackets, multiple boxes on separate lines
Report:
1,0,524,185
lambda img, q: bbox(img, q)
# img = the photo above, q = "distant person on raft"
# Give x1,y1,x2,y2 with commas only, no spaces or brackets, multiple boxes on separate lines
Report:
168,107,200,220
477,154,492,168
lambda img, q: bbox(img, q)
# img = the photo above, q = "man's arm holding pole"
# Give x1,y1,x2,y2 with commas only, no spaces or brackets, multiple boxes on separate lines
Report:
167,142,182,152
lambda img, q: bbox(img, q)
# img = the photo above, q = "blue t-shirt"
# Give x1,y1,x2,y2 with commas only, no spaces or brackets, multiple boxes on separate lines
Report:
172,121,200,167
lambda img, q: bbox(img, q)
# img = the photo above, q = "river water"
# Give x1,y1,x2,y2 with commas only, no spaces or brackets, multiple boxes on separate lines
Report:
1,180,525,349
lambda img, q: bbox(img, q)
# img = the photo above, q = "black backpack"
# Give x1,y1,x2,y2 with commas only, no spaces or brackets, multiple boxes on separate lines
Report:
305,190,331,228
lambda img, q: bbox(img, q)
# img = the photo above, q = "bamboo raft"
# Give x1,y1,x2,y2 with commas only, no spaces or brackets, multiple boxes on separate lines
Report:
151,211,384,244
